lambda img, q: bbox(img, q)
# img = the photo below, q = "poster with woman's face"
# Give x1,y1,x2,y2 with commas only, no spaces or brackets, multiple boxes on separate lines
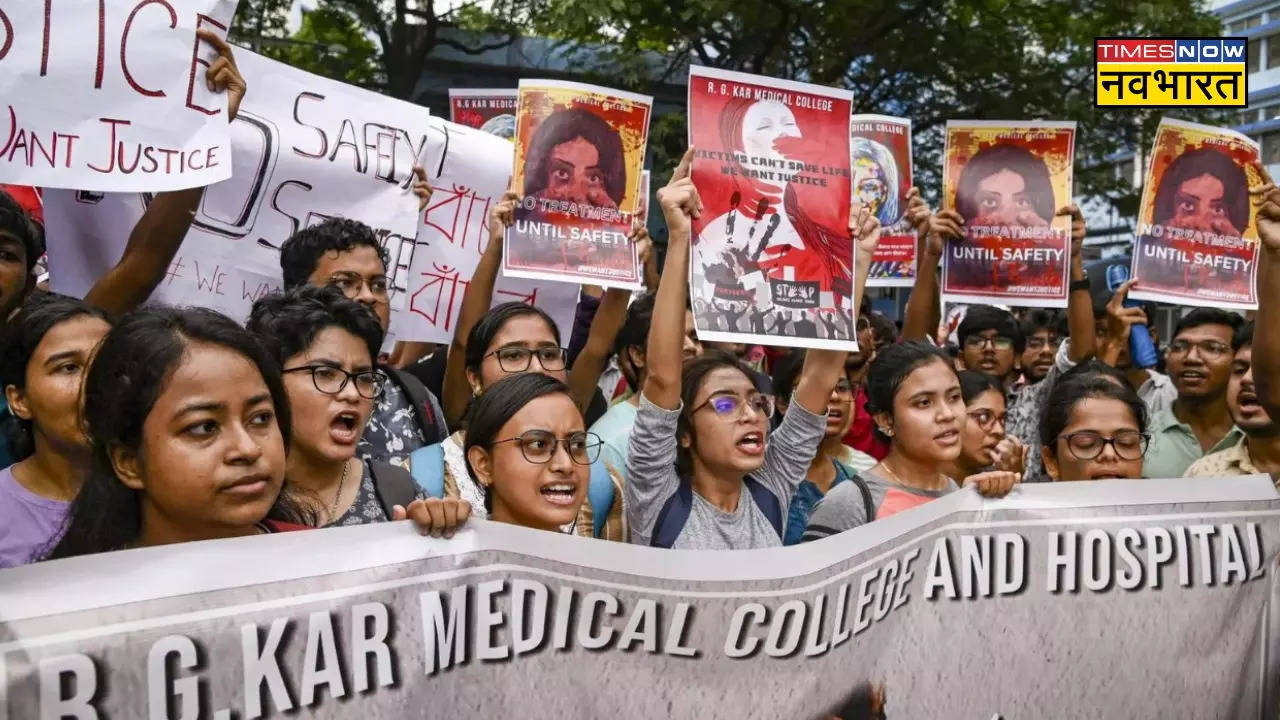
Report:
503,80,652,290
448,89,517,140
687,66,857,352
852,114,914,288
941,121,1076,308
1129,118,1261,310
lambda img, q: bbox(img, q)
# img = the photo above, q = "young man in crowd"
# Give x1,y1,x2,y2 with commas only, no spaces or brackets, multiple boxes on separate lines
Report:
280,218,448,467
1018,309,1066,386
841,296,888,460
590,293,702,484
1093,282,1177,414
1185,323,1280,478
1141,308,1243,478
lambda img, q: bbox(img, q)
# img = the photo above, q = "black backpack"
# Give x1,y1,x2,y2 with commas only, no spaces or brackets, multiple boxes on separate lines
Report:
366,460,420,518
650,476,784,548
381,366,447,443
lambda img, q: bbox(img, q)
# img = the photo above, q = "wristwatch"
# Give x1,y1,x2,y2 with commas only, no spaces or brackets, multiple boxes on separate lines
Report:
1069,275,1091,293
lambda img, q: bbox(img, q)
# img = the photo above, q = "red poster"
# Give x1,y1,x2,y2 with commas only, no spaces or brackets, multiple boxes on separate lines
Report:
1130,118,1261,310
852,114,915,288
503,80,652,289
941,121,1076,308
687,66,856,351
448,89,517,139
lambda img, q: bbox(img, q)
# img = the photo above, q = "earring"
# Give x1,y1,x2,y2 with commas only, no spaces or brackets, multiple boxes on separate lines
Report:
881,425,894,437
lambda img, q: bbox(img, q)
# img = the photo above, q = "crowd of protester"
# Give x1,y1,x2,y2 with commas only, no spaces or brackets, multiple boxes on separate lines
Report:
3,41,1280,572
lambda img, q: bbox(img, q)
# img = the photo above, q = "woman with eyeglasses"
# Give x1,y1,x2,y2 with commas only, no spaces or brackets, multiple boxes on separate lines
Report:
945,371,1027,484
439,191,635,429
1040,362,1148,481
627,150,871,550
803,342,1019,542
248,286,452,526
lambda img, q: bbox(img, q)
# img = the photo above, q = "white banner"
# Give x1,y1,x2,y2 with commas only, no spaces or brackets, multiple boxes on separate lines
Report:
0,0,239,191
1,477,1278,718
399,117,579,344
44,48,429,326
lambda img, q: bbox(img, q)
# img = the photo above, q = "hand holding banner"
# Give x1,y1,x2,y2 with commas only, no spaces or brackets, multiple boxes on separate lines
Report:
0,0,239,191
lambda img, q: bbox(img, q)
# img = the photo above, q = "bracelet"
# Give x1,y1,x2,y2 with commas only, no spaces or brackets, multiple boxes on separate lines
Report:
1069,276,1091,293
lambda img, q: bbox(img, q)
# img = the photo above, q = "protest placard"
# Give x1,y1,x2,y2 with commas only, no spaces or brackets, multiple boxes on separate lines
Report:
448,88,517,139
941,121,1076,307
688,66,856,351
852,114,916,288
1130,117,1262,310
503,80,651,290
44,49,428,328
2,476,1277,718
0,0,238,191
398,117,579,344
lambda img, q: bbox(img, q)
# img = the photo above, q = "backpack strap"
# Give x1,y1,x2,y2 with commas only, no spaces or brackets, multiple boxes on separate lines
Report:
367,460,419,519
587,460,616,539
851,471,875,525
384,367,445,443
743,476,783,539
650,477,694,548
408,444,447,498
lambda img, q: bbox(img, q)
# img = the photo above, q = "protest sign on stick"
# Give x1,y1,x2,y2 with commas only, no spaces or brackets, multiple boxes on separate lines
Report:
1,477,1277,718
0,0,239,191
44,49,429,327
941,121,1076,308
852,114,916,288
449,89,517,140
1130,117,1262,310
688,66,857,351
399,117,579,344
503,80,651,290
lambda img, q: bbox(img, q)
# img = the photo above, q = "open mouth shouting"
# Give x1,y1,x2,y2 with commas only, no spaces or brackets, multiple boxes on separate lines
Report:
736,430,766,456
539,480,580,507
329,410,362,445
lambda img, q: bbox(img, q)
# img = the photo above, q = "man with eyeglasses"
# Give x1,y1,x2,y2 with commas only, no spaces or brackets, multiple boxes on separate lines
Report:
1185,323,1280,480
1143,308,1244,479
280,218,448,468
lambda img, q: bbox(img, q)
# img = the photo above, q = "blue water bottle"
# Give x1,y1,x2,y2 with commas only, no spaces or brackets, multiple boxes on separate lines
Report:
1105,264,1158,369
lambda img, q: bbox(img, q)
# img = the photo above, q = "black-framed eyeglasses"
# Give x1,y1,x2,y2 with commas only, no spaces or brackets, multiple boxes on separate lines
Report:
283,365,387,399
1058,430,1149,461
493,429,601,465
964,334,1014,351
966,409,1006,431
693,392,775,420
1167,339,1231,360
487,345,568,373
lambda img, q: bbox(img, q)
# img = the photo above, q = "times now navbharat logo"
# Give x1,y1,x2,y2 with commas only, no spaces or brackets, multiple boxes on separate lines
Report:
1094,37,1247,107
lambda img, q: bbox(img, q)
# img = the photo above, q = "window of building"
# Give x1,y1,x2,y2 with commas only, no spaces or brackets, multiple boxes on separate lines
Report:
1240,109,1259,126
1116,159,1135,184
1262,131,1280,165
1231,13,1264,34
1250,39,1262,72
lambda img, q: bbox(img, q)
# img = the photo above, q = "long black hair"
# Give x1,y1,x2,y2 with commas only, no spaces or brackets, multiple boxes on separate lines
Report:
1153,147,1249,233
521,107,626,205
47,307,307,560
0,292,109,461
463,373,576,512
1039,360,1147,461
955,143,1056,224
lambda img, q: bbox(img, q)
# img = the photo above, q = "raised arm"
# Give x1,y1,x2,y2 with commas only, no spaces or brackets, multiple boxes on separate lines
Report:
790,208,877,414
1250,168,1280,417
1060,204,1095,363
901,189,958,342
641,149,701,411
442,190,516,426
84,30,246,316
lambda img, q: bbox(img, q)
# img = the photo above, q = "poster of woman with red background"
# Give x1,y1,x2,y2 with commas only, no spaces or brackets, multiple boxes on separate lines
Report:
687,66,857,351
941,121,1076,308
1130,117,1261,310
